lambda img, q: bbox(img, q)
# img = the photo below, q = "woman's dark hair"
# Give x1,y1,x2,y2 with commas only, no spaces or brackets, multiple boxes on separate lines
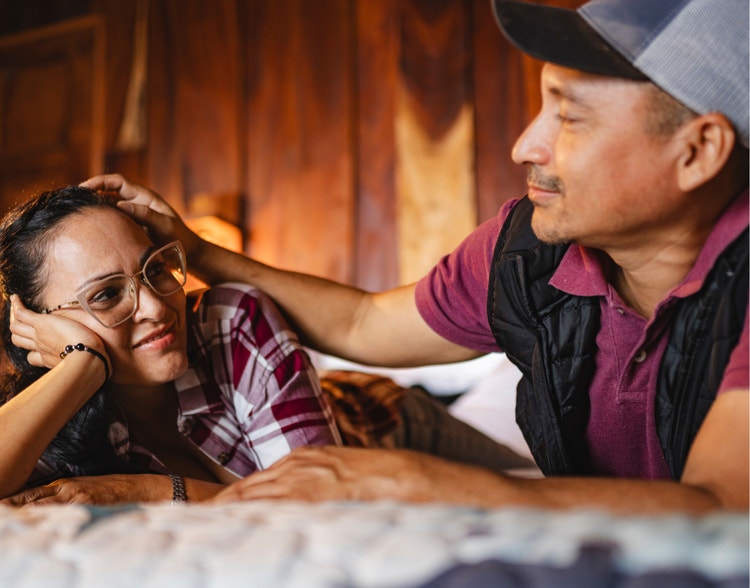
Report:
0,186,142,478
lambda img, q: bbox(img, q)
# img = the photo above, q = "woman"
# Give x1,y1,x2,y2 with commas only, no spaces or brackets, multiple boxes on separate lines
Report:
0,186,342,504
0,181,531,505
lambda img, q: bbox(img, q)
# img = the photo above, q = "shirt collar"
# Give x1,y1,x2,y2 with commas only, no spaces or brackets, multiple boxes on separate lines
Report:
174,317,226,417
671,189,748,298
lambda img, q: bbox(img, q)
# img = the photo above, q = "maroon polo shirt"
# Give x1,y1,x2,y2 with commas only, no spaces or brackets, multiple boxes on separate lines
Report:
417,190,749,478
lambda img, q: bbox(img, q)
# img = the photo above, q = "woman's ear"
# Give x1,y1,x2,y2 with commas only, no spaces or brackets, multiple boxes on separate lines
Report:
675,113,736,192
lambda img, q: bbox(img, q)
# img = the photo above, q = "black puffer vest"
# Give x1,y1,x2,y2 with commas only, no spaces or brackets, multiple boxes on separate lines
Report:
488,197,748,479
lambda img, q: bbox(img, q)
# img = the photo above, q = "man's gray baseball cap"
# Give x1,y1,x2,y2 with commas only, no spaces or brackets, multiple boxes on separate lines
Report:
492,0,749,148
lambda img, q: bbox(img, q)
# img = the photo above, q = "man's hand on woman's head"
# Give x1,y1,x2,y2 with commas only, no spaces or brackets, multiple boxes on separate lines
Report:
80,174,202,263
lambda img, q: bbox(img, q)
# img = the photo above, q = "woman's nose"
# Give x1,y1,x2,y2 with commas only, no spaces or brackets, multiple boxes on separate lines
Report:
132,282,168,321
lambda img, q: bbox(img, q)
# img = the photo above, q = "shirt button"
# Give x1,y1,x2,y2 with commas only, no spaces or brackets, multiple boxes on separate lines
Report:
178,417,195,434
217,452,230,465
634,349,647,363
616,307,625,315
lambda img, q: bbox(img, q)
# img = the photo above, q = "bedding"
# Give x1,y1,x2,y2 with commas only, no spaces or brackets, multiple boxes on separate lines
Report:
1,500,747,587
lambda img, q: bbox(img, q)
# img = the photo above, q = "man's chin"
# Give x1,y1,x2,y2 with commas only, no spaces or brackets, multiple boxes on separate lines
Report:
530,219,571,246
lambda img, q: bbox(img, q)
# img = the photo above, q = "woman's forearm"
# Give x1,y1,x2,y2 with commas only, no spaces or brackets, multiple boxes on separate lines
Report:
0,352,105,498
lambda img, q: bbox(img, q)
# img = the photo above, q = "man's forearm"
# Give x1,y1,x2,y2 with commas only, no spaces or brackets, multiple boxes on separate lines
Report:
187,240,477,367
471,472,729,515
188,239,370,358
211,446,743,514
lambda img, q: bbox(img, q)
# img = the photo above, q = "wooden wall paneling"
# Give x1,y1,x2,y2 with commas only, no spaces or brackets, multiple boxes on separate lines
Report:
471,0,528,222
0,0,91,36
147,0,244,219
518,0,584,121
472,0,585,224
0,16,104,213
94,0,148,181
244,0,355,283
353,0,400,291
395,0,477,285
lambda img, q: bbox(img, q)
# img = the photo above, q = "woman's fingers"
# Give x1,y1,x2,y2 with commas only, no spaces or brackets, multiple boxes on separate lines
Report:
8,295,105,370
1,483,59,506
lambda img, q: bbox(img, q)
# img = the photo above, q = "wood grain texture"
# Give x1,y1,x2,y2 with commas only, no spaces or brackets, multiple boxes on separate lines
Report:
353,0,400,291
472,0,528,222
0,0,584,288
147,0,245,216
0,17,104,212
395,0,477,285
243,0,355,283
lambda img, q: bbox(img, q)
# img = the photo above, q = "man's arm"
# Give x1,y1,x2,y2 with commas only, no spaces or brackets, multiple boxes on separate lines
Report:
212,389,748,514
82,174,479,368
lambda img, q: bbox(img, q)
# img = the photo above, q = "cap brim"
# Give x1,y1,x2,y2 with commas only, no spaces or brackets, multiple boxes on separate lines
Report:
492,0,647,81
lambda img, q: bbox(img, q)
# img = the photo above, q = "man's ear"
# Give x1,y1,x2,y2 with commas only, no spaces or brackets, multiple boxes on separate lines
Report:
676,113,736,192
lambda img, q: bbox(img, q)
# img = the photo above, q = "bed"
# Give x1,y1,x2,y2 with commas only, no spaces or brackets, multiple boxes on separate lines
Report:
1,500,747,587
3,356,747,587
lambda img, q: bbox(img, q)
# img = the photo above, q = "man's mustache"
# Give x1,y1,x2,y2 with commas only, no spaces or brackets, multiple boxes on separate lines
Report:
527,167,565,194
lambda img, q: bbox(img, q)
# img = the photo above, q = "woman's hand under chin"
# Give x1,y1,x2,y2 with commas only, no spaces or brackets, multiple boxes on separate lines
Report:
8,295,108,372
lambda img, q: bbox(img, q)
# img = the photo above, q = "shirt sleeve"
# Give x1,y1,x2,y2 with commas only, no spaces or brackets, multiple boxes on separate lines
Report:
25,456,65,488
415,199,519,353
718,307,749,394
205,284,342,471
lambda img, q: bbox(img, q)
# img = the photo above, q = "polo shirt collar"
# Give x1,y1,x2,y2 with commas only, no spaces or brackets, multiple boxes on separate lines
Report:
549,189,749,300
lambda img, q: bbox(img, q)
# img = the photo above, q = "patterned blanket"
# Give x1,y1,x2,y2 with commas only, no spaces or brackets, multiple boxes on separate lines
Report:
1,501,747,587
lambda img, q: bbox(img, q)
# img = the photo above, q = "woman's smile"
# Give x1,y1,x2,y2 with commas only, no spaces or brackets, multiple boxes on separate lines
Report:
133,322,179,351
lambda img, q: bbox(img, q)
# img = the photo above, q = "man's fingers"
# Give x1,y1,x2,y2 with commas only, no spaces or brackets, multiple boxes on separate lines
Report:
80,174,130,196
116,201,158,224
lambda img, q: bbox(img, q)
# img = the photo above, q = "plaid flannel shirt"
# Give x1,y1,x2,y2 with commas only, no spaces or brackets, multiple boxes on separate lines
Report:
113,282,343,476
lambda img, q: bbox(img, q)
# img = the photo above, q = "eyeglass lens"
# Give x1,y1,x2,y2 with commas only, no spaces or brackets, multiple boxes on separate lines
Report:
79,245,186,327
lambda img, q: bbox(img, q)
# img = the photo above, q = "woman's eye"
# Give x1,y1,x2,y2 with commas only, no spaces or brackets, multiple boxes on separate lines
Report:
88,286,122,307
145,261,169,281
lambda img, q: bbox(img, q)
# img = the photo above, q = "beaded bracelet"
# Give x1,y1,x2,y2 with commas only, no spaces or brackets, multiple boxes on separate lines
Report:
169,473,187,504
59,343,110,381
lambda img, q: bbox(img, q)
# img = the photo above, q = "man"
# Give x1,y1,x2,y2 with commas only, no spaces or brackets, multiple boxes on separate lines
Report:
87,0,749,513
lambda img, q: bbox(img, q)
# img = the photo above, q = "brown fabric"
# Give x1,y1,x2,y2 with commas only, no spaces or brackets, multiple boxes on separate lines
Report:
319,370,407,447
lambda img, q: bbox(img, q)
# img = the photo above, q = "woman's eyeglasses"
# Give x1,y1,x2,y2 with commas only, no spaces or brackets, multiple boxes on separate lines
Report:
42,241,187,328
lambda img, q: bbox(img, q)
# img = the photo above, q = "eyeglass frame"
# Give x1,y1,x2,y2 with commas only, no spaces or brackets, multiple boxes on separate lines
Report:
41,240,187,328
